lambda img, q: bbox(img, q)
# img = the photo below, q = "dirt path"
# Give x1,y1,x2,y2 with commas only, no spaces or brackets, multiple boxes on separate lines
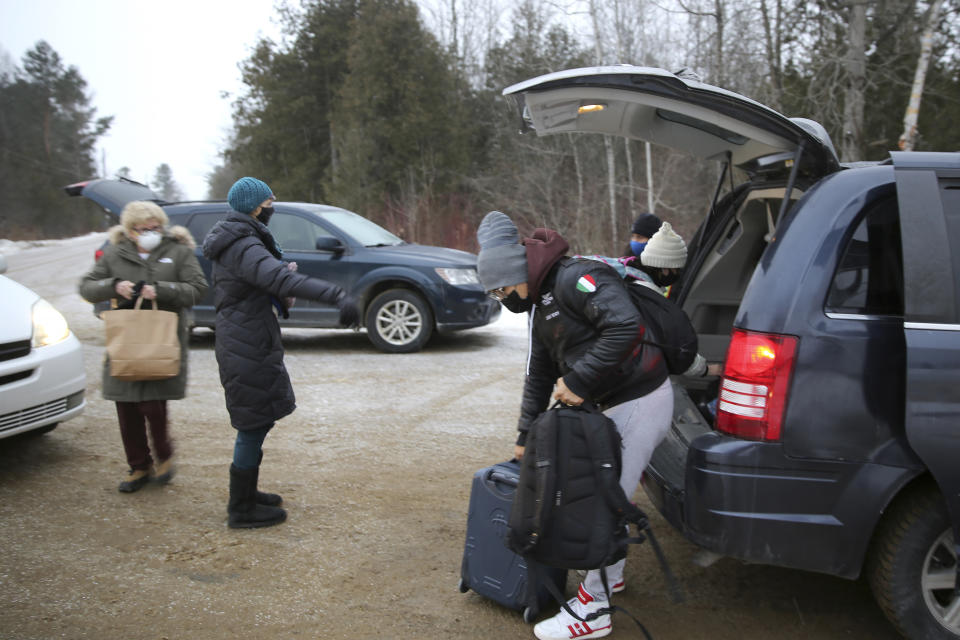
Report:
0,234,902,639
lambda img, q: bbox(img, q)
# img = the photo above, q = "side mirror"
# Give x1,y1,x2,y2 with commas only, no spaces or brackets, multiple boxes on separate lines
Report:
0,254,7,275
315,236,345,253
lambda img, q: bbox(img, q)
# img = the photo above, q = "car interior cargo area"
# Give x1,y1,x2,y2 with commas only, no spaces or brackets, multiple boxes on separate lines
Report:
681,187,801,364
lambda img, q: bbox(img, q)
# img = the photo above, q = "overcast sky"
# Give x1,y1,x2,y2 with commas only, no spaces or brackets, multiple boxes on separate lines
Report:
1,0,286,200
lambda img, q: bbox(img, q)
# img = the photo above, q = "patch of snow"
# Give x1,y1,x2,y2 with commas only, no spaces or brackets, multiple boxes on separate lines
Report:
0,232,107,256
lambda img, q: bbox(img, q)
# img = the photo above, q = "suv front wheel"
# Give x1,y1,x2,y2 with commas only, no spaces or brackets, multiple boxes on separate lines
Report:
365,289,433,353
868,482,959,640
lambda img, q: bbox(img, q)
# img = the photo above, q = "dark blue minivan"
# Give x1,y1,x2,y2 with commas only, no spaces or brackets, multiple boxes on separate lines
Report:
67,179,499,353
505,66,960,640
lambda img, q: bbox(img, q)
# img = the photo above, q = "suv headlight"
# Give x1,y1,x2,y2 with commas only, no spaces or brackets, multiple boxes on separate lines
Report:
32,299,70,347
435,268,479,286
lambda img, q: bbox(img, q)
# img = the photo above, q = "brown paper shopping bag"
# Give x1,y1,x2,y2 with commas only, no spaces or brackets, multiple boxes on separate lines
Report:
102,297,181,381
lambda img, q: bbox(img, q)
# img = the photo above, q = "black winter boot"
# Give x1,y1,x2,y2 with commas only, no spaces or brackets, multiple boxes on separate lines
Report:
255,452,282,507
228,464,286,529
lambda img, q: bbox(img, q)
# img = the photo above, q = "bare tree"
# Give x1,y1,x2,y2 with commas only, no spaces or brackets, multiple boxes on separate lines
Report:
587,0,621,253
758,0,785,109
899,0,943,151
841,0,868,161
676,0,726,84
419,0,506,87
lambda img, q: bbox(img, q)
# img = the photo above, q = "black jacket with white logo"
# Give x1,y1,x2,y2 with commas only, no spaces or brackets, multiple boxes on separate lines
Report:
517,256,668,444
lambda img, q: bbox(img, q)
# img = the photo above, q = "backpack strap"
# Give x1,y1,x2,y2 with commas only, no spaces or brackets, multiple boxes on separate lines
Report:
515,403,560,555
578,404,686,605
529,420,555,553
528,559,654,639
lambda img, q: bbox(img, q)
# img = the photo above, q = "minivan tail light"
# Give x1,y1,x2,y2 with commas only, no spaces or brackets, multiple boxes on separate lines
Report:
716,329,798,441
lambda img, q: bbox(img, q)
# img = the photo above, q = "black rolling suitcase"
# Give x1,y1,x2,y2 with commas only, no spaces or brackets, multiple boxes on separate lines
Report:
458,460,567,623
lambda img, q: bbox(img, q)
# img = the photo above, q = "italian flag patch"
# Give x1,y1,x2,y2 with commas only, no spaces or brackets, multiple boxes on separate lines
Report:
576,275,597,293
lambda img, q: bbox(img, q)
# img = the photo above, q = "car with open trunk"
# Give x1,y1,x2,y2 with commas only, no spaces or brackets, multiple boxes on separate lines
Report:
504,65,960,640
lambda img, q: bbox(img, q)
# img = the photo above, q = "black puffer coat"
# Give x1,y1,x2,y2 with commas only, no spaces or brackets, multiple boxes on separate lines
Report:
517,230,668,445
201,212,344,431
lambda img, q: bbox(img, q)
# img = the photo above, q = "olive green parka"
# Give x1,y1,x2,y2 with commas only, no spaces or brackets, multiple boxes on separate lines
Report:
79,225,208,402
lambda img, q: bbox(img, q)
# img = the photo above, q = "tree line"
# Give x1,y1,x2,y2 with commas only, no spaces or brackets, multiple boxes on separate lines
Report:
0,42,189,239
2,0,957,251
0,42,111,238
212,0,960,254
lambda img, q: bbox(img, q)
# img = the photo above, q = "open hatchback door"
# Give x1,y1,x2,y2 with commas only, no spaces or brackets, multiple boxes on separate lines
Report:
64,178,163,218
502,66,840,179
504,66,843,362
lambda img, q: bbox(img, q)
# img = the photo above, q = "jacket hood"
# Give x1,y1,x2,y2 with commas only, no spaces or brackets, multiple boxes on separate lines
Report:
202,211,274,261
107,224,196,249
524,228,569,300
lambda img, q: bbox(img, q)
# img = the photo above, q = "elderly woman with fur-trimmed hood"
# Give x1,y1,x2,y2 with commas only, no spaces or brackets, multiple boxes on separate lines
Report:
80,200,208,494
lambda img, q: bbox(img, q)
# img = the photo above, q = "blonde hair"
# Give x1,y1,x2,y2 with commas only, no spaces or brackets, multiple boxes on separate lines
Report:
120,201,168,232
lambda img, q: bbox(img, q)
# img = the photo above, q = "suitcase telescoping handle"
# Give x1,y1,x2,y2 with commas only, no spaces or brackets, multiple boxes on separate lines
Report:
486,460,520,494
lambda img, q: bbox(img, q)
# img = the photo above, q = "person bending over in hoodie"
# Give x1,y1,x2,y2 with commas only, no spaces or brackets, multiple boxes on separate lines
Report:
475,210,673,640
202,177,359,529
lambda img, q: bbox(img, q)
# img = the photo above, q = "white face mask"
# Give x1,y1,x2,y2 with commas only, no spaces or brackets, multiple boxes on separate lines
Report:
137,230,163,251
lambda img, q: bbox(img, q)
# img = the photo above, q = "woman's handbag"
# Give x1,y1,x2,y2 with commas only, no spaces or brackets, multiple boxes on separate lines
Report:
102,296,181,381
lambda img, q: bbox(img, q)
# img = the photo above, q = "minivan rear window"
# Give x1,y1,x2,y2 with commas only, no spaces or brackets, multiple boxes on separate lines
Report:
826,197,903,316
940,179,960,321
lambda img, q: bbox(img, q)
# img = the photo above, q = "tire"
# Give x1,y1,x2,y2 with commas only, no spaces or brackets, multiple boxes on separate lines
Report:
523,606,536,624
458,578,469,593
364,289,433,353
867,482,959,640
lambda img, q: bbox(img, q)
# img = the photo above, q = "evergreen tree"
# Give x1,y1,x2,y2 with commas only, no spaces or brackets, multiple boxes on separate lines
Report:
474,4,600,245
227,0,360,203
327,0,473,221
0,41,111,238
778,0,960,160
224,0,478,244
152,163,184,201
206,160,241,200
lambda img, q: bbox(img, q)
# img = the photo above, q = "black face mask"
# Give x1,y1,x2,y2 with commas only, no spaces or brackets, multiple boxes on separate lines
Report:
259,206,275,226
501,290,533,314
651,268,680,288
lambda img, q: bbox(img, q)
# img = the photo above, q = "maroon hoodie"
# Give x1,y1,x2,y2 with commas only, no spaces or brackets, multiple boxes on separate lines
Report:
523,228,569,301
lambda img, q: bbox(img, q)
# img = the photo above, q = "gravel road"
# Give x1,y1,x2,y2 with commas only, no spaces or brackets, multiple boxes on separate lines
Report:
0,233,902,639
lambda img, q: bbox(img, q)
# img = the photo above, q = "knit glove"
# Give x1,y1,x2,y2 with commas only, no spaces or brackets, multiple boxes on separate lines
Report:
337,292,361,328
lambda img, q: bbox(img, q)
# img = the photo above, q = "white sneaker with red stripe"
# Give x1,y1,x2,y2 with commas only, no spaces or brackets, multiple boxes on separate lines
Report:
533,584,612,640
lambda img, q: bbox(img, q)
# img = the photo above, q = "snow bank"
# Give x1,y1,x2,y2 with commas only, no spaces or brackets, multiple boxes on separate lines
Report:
0,232,106,255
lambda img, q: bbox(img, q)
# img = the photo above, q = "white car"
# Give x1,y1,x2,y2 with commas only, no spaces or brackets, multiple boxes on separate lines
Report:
0,253,85,438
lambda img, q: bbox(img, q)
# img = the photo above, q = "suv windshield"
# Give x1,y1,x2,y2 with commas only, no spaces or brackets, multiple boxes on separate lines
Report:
300,205,404,247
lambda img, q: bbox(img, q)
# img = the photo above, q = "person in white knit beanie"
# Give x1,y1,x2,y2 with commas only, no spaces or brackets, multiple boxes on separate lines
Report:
636,222,720,378
639,222,687,289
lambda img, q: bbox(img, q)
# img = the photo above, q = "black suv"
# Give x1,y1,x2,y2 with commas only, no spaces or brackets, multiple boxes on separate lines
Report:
67,179,499,353
505,66,960,640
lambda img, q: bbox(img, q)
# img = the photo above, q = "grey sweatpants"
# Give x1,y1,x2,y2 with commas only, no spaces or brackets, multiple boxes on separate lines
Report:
582,377,674,598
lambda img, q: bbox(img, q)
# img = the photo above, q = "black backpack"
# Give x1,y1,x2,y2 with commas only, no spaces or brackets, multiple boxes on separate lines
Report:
507,402,636,570
627,282,698,375
572,256,699,375
506,403,681,634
